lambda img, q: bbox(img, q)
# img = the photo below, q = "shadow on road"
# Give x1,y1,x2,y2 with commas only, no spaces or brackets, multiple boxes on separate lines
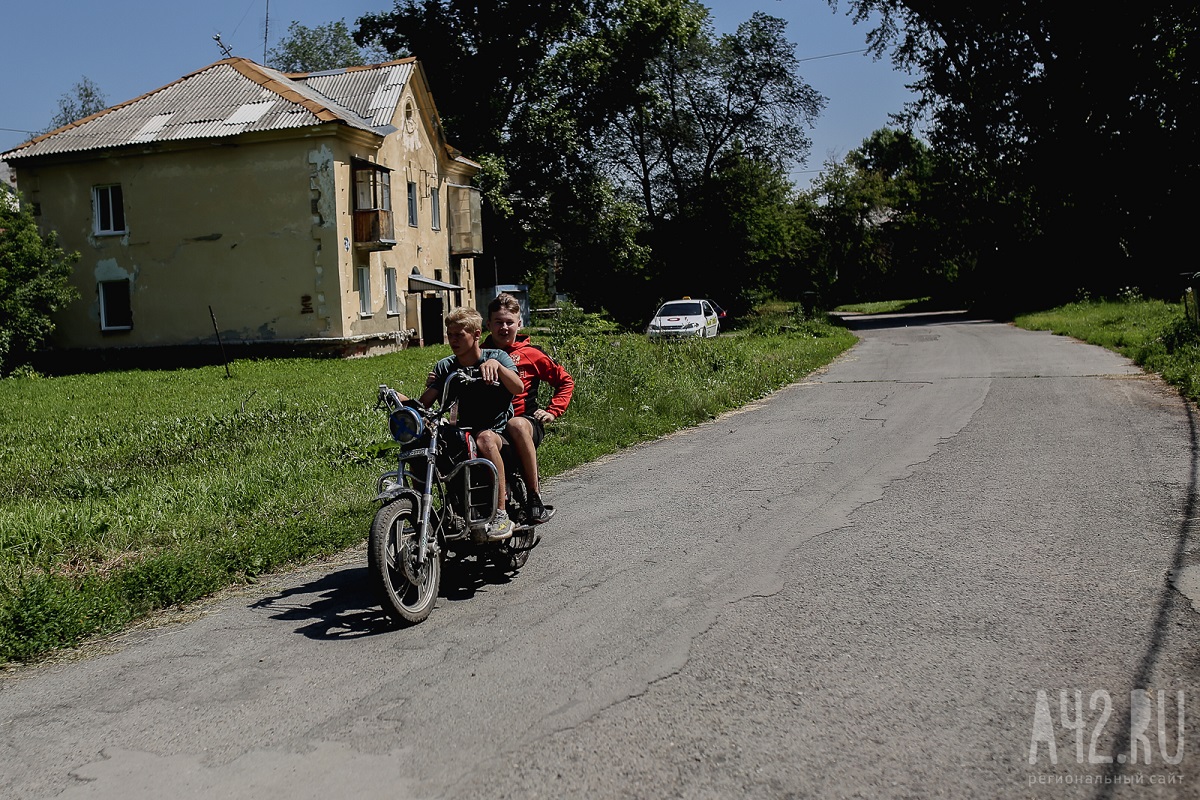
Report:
438,550,527,602
830,309,992,331
250,566,395,640
250,552,531,639
1094,403,1198,798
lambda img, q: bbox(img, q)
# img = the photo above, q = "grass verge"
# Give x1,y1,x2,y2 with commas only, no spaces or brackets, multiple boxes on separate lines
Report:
0,306,855,664
834,297,933,315
1014,296,1200,402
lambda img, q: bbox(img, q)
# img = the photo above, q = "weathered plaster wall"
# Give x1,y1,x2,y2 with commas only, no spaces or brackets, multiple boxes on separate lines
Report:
339,81,477,346
24,135,343,349
15,72,479,355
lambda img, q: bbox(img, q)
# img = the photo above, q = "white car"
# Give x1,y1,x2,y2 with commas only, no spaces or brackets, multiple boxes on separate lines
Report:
646,298,721,339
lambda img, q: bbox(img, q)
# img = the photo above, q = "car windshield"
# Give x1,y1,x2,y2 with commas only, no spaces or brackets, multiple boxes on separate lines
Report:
658,302,701,316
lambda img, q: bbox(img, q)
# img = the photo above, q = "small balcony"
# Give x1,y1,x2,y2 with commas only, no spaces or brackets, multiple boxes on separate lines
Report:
354,209,395,250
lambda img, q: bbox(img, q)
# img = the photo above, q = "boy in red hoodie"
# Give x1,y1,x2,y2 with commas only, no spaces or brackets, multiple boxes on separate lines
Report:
483,292,574,524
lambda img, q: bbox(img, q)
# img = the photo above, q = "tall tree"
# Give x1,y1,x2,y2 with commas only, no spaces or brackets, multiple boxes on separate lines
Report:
267,20,389,73
646,147,813,314
808,128,974,306
839,0,1200,307
808,156,888,305
597,12,824,315
356,0,701,310
45,77,107,132
604,12,825,225
0,197,79,375
356,3,823,320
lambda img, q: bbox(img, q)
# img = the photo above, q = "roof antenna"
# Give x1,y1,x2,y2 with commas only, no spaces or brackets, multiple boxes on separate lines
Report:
213,33,233,58
263,0,270,63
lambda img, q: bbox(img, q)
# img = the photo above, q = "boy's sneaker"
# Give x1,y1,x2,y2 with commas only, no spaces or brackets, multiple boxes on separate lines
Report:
487,510,514,541
527,495,555,525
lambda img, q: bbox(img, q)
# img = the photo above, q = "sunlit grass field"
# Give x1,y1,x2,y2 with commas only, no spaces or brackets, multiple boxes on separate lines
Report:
0,309,856,663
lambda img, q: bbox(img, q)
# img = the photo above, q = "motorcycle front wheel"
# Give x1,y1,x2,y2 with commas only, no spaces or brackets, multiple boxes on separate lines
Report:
369,497,441,625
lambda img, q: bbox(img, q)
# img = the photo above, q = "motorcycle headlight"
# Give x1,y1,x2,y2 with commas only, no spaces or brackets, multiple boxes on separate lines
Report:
389,406,424,444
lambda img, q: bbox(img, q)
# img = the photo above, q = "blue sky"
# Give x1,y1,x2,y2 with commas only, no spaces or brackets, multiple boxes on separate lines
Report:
0,0,918,189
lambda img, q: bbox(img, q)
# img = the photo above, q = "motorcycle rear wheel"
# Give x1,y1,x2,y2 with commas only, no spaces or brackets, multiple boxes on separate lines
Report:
370,498,441,625
501,473,536,570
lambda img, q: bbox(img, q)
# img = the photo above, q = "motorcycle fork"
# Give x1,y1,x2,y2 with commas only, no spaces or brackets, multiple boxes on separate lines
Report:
415,426,439,564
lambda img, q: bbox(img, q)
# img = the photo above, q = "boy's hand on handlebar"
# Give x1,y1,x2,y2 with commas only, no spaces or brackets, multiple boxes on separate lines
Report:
479,359,503,384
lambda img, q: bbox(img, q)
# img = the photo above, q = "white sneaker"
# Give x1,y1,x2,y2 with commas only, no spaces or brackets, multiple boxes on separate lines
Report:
487,510,514,541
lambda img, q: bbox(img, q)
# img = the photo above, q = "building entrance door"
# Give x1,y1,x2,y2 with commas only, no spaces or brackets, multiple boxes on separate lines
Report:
421,296,445,345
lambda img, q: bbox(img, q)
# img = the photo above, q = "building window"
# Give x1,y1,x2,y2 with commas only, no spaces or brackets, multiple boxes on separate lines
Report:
358,265,373,317
430,186,441,230
407,181,418,227
93,185,126,235
99,279,132,330
354,164,391,212
353,162,394,246
385,266,400,315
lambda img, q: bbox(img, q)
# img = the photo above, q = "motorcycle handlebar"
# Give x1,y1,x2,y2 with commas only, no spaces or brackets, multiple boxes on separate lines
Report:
377,368,499,416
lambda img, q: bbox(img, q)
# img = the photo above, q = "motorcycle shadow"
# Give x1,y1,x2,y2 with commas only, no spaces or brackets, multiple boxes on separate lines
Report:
250,565,396,640
439,547,527,602
250,552,529,638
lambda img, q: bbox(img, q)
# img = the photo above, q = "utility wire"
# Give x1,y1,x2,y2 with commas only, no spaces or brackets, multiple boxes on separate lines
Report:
798,48,868,62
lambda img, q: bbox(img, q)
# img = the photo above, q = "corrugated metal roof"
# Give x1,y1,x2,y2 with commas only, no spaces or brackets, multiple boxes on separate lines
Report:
297,61,414,129
1,58,415,162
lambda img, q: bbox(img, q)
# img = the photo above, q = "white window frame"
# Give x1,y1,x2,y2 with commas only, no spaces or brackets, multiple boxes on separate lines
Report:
99,279,132,331
430,186,441,230
358,265,373,317
385,266,400,315
93,185,126,236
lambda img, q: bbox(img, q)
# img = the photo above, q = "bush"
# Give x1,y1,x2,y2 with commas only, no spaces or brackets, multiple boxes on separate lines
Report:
0,196,79,375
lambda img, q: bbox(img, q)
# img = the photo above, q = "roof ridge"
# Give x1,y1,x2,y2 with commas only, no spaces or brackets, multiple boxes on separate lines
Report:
284,56,417,80
224,59,349,123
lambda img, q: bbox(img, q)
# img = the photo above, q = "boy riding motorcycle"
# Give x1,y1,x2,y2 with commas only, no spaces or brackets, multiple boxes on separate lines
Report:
404,307,523,540
482,293,575,524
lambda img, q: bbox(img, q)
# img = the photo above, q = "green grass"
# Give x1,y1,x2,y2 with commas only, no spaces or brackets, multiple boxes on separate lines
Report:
1014,295,1200,402
834,297,933,315
0,306,856,663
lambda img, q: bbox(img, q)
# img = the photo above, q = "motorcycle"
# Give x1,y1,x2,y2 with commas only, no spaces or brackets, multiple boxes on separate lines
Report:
369,371,540,624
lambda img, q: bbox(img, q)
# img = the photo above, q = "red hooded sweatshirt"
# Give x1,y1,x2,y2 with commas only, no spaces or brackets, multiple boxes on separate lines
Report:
482,334,574,418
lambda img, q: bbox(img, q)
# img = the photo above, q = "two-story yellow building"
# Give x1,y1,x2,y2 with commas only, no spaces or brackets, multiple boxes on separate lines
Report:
1,57,483,359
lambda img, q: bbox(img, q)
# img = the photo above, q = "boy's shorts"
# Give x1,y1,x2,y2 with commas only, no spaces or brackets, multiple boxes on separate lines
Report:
503,414,544,448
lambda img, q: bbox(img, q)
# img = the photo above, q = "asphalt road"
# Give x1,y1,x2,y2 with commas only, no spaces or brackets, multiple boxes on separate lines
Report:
3,313,1199,799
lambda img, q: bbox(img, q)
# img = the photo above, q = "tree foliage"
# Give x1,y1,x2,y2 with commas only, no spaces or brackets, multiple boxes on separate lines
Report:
808,128,969,306
0,198,79,375
357,2,824,322
592,11,824,317
838,0,1200,308
267,19,390,73
358,0,695,153
604,12,824,224
357,0,705,319
45,77,107,133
